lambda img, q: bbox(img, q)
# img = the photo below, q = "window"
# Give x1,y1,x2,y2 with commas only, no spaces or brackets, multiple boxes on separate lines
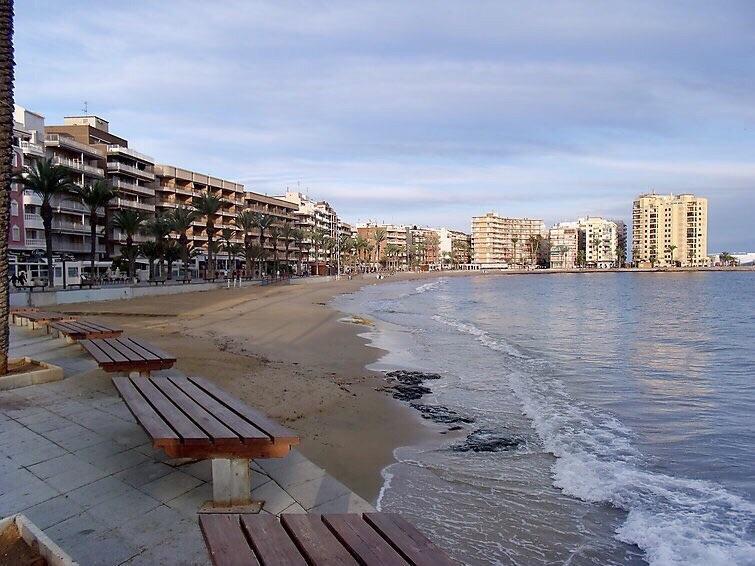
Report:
10,200,18,217
68,267,78,278
11,226,20,241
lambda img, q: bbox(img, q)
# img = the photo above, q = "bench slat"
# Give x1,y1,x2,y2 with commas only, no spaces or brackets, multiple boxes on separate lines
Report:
112,376,179,443
281,515,359,565
127,337,176,361
323,514,409,565
167,376,271,442
240,514,307,565
109,338,161,362
89,338,131,363
200,514,261,566
131,377,209,444
188,376,298,443
150,377,239,444
364,513,456,566
80,339,124,364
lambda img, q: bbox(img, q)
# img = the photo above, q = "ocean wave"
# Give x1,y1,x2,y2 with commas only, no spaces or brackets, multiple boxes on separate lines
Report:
433,315,526,359
397,278,447,298
506,368,755,566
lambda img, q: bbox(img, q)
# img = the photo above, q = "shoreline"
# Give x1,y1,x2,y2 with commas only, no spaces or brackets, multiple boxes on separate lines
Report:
51,271,446,502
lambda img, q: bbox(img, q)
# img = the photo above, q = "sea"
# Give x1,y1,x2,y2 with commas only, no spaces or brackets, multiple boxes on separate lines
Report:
334,272,755,566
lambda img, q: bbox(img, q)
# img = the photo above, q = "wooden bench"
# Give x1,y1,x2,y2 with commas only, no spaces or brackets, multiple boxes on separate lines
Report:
80,337,176,377
11,310,73,329
178,277,193,284
69,281,97,289
48,320,123,343
199,513,456,566
112,374,299,510
147,278,167,286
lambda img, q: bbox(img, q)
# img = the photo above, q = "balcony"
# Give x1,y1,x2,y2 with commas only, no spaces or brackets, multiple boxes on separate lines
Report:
107,161,155,181
20,141,45,157
51,156,105,178
107,145,154,164
24,213,44,229
114,198,155,212
112,178,155,197
25,238,45,249
52,219,87,233
45,134,104,158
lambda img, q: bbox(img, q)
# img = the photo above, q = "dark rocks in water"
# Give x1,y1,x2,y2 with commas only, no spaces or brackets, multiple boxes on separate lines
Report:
410,403,475,425
451,429,524,453
384,370,443,401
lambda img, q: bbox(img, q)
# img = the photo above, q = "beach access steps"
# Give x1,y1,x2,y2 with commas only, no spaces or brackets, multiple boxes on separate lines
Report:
199,512,457,565
113,374,300,511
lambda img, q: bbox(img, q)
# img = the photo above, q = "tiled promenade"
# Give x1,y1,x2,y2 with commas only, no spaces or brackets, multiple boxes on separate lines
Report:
0,325,373,565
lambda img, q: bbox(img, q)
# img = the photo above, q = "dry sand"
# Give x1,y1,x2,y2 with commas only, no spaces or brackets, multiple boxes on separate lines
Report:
55,273,445,501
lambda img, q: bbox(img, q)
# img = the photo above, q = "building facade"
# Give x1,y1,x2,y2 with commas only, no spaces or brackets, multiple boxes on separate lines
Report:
579,217,619,269
276,191,340,271
356,223,408,269
548,222,580,269
406,226,440,270
632,193,709,267
471,212,545,268
436,228,471,266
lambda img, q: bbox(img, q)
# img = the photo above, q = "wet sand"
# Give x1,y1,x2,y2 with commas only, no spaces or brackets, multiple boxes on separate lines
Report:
53,274,441,501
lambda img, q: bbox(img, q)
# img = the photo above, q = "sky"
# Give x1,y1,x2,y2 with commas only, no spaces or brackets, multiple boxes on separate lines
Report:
13,1,755,251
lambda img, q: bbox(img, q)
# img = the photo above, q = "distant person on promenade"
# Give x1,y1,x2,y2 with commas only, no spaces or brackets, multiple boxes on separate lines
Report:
10,273,17,288
18,271,27,286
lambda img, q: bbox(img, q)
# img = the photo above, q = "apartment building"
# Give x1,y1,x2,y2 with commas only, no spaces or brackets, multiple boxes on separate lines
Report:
471,212,546,268
548,222,581,269
407,226,441,269
612,220,628,267
45,115,156,256
436,228,471,266
276,191,340,270
356,222,408,269
579,217,619,269
632,193,709,267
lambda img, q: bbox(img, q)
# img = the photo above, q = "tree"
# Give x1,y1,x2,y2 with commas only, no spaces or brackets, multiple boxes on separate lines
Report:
143,212,171,277
220,228,236,273
235,211,257,276
279,223,296,274
666,244,677,267
372,227,387,268
510,237,519,266
267,225,280,274
139,241,161,280
293,228,307,274
75,180,116,279
253,213,275,275
18,159,74,285
528,235,542,267
616,246,626,268
163,240,181,280
1,0,14,374
193,194,222,279
310,228,327,274
113,209,145,279
354,235,369,272
168,206,198,280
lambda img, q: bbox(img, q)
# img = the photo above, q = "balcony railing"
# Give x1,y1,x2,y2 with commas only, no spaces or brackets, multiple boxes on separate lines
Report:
107,145,154,164
115,198,155,212
25,238,45,248
45,134,104,157
20,141,45,157
112,178,155,196
107,161,155,180
51,156,105,177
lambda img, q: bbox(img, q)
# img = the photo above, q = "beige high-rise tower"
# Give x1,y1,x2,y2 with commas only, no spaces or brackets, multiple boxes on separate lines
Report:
632,193,709,267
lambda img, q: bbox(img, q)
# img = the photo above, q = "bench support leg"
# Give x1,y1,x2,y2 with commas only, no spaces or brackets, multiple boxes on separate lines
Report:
200,458,263,514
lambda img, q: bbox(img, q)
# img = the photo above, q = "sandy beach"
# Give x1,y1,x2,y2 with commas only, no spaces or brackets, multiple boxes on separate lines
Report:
48,273,443,502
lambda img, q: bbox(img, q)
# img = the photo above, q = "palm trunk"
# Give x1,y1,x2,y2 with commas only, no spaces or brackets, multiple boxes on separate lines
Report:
42,204,54,286
0,0,14,374
126,236,134,278
206,224,215,279
167,259,174,280
89,209,97,278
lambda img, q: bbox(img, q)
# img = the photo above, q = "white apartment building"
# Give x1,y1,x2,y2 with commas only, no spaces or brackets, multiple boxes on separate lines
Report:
579,217,619,269
632,193,709,267
548,222,580,269
471,212,546,268
275,190,341,269
436,228,471,266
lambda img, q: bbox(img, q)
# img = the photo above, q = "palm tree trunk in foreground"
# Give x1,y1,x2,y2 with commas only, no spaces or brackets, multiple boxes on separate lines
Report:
0,0,14,375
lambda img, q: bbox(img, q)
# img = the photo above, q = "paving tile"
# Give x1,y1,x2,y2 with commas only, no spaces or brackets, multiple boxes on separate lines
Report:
165,482,212,517
285,474,353,510
266,458,326,489
44,462,109,493
0,476,59,517
180,459,212,482
122,522,210,566
308,491,376,514
115,461,174,488
66,475,133,508
94,446,152,475
140,470,203,502
87,489,162,528
28,453,94,480
46,511,140,566
113,504,192,552
255,449,309,475
279,502,308,514
21,493,87,530
252,479,296,515
46,423,107,451
9,441,68,467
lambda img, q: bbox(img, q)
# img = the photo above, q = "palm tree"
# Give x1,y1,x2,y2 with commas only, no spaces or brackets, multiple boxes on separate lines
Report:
139,241,161,280
193,194,222,279
279,223,296,274
236,211,257,276
310,228,327,275
18,159,74,285
1,0,15,374
143,212,171,277
528,235,542,267
113,209,145,279
510,237,519,267
293,228,307,274
666,244,677,267
163,240,181,280
227,243,243,273
591,235,601,267
354,235,369,272
75,180,116,280
168,206,198,280
267,225,280,274
372,227,387,268
253,213,275,276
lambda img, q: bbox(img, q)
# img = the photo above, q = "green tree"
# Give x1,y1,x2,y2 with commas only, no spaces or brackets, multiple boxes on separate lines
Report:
235,211,257,276
252,213,275,275
168,206,198,280
267,225,280,274
510,237,519,266
18,159,74,285
163,240,181,280
75,180,116,279
143,212,171,277
372,227,387,267
113,209,145,279
139,241,161,280
279,223,296,274
666,244,677,267
193,194,222,278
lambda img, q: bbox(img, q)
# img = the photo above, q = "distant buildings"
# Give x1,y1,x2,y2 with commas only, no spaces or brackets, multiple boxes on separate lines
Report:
471,212,546,268
437,228,471,266
632,193,709,267
579,217,619,269
548,222,580,269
